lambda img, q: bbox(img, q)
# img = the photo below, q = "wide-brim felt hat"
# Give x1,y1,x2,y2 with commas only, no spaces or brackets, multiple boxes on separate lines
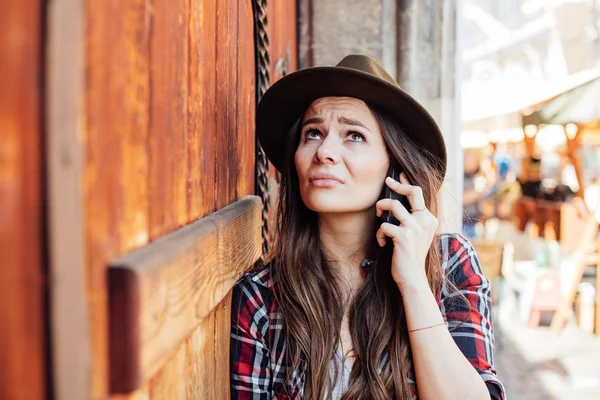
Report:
256,54,447,179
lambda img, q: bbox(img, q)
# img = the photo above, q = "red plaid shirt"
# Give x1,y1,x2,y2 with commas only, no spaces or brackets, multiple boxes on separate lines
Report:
231,233,505,399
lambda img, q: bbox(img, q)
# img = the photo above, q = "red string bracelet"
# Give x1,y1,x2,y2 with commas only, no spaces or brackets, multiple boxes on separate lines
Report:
408,321,446,333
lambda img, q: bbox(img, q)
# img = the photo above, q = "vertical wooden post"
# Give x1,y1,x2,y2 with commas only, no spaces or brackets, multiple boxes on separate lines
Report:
564,125,585,197
46,0,90,399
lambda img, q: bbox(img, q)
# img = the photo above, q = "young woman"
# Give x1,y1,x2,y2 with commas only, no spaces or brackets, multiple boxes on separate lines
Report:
230,55,505,400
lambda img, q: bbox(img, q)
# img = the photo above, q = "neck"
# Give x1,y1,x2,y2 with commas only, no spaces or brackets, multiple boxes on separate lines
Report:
318,211,375,279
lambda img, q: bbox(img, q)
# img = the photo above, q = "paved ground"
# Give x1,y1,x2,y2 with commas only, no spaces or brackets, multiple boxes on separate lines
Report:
495,308,600,399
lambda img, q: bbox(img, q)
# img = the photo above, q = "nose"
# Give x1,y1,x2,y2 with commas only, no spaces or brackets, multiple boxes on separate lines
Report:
314,134,341,165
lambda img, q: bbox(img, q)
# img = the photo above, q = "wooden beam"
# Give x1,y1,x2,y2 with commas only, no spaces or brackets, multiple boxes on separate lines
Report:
108,196,262,394
46,1,90,399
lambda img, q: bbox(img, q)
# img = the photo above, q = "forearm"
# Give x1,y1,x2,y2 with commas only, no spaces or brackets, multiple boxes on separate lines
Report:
400,280,490,400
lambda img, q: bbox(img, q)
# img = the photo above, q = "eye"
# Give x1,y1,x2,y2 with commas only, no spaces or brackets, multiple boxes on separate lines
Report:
347,131,366,142
303,129,322,140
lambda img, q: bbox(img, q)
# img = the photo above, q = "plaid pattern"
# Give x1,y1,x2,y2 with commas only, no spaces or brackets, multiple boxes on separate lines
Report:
231,233,506,399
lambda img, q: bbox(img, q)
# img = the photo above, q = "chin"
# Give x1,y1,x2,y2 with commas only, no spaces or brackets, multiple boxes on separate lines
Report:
302,193,367,214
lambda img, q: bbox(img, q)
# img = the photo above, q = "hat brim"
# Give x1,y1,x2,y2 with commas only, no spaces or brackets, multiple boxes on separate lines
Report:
256,66,447,178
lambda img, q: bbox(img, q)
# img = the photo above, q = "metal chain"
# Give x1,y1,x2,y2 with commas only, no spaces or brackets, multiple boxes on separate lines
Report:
253,0,272,259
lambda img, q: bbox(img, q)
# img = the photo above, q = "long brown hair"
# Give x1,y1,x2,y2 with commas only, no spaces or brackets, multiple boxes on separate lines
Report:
271,104,450,399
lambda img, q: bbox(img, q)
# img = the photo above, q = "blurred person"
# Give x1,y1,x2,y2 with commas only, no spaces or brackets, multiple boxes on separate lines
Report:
518,157,543,200
231,55,504,400
463,149,497,238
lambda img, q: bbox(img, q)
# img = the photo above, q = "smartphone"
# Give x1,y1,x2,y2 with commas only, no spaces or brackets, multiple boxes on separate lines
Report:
381,162,412,226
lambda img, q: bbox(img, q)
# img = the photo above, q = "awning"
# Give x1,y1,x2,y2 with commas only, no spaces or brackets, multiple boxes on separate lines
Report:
462,67,600,131
522,76,600,126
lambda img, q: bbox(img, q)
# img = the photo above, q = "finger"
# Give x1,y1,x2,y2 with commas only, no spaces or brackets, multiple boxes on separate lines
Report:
386,175,426,212
375,198,415,226
376,222,402,246
399,171,412,185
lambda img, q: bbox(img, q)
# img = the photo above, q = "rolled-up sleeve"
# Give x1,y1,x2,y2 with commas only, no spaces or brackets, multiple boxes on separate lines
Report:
231,275,272,400
439,234,506,400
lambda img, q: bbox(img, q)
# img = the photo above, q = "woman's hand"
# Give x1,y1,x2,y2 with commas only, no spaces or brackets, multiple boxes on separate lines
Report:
375,172,439,288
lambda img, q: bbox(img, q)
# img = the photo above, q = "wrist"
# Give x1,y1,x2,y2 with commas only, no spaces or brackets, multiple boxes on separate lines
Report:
396,272,431,294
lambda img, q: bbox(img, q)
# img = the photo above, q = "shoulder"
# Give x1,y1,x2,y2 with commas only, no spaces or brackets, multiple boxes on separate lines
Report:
231,263,275,322
235,262,274,291
438,233,487,290
438,233,475,259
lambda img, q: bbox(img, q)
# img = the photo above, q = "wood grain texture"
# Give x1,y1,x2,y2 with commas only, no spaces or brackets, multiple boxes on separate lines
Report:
0,0,46,398
149,0,189,239
198,0,218,218
79,0,272,397
212,292,232,400
86,0,152,396
109,196,262,394
183,304,218,399
236,0,256,199
215,0,239,210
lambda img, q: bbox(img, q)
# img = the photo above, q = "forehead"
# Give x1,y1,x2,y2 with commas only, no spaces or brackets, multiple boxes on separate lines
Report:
303,97,373,120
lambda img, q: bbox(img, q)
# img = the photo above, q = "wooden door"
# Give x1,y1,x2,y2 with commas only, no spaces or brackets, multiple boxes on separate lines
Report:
84,0,258,397
46,0,298,399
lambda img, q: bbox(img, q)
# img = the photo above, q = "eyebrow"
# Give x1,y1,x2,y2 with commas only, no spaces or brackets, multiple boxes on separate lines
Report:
302,116,324,127
338,116,369,131
301,116,370,131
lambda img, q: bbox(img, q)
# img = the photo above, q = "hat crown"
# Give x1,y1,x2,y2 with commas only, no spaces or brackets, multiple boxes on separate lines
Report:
336,55,399,87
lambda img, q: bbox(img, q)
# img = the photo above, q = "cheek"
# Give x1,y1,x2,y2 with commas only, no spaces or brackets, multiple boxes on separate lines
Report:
293,150,304,178
349,160,388,197
350,153,388,182
294,145,315,175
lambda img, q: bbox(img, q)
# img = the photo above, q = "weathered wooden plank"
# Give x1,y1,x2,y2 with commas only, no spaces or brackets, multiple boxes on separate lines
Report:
109,196,262,393
118,7,151,253
0,0,46,398
148,339,188,399
213,292,233,400
47,0,90,399
149,0,189,239
236,0,256,199
187,0,201,221
202,0,219,217
267,0,298,78
87,0,151,397
215,0,238,210
185,302,218,398
188,0,217,220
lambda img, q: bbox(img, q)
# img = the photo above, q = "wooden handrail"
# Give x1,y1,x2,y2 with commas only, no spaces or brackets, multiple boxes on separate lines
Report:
108,196,263,394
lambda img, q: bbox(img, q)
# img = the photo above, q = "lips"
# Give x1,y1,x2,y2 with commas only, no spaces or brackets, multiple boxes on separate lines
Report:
308,172,344,187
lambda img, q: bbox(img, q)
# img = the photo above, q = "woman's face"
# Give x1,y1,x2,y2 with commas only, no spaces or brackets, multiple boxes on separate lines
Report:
294,96,390,214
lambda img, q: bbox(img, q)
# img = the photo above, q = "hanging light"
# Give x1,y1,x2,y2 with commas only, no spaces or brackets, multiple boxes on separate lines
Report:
524,124,538,138
565,123,578,139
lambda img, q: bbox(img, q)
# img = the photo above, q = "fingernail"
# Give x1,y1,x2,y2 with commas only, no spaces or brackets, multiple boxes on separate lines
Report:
386,176,394,182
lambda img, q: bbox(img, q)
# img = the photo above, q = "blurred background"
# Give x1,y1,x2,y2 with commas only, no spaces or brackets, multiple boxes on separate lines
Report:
1,0,599,399
460,1,600,399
